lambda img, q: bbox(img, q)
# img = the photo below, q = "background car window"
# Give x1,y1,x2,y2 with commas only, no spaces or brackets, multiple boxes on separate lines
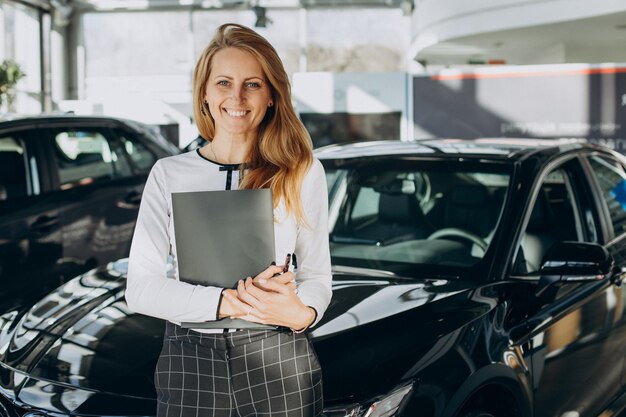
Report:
0,137,27,200
325,168,342,194
514,168,583,274
53,130,120,189
118,132,156,173
586,155,626,237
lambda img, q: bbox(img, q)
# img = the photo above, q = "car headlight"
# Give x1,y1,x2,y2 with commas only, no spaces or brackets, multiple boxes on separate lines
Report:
323,383,413,417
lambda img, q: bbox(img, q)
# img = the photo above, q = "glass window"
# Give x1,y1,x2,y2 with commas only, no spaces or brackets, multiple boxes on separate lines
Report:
587,155,626,237
118,133,156,173
301,112,402,147
352,187,380,220
325,168,342,194
329,162,511,270
513,168,583,275
0,137,27,200
53,131,116,189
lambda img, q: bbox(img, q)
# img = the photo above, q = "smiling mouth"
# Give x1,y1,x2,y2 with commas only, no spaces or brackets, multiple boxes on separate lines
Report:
224,109,250,117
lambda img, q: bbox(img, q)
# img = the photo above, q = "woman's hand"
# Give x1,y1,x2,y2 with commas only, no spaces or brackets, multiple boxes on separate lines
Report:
223,265,315,330
218,288,251,319
217,265,295,320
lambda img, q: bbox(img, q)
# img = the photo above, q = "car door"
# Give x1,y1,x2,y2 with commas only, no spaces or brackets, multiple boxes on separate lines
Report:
0,129,64,312
582,152,626,388
509,156,625,417
100,124,159,257
44,121,160,279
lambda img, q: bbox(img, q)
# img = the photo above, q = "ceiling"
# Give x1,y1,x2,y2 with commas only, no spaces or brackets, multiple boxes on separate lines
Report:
23,0,409,12
416,10,626,65
15,0,624,66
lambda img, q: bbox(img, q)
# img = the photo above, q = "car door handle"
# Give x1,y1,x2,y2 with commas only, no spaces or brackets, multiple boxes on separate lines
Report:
30,215,60,233
117,191,142,209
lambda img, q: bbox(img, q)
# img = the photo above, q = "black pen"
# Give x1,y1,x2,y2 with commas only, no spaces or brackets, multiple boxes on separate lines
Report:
283,253,291,273
272,253,291,278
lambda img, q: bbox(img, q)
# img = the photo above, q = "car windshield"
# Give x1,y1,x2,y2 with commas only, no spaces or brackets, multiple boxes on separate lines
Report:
324,159,511,275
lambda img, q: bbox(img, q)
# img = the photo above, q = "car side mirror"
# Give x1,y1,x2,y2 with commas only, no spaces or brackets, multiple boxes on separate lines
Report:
536,241,614,295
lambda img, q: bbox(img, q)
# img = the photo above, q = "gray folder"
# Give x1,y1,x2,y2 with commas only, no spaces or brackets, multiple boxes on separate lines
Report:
171,188,277,329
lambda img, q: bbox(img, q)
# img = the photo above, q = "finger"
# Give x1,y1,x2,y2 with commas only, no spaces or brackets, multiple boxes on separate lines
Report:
236,279,263,309
259,271,295,286
222,290,253,315
241,311,266,324
254,265,284,281
244,277,272,301
258,278,291,295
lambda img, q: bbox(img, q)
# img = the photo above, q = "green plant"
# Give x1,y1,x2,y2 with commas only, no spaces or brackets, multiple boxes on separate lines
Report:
0,59,26,110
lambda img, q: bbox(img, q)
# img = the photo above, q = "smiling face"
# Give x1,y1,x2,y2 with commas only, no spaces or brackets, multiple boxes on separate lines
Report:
205,47,273,140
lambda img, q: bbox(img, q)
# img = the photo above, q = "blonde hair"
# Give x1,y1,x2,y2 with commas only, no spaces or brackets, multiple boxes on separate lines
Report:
192,23,313,225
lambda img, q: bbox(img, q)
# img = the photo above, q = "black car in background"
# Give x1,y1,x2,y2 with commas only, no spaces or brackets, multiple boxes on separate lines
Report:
0,114,179,311
2,139,626,417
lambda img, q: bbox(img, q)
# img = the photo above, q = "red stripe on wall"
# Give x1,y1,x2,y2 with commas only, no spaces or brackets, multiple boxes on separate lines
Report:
430,67,626,81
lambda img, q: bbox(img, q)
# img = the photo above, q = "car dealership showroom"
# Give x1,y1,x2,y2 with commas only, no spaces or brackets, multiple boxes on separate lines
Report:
2,1,626,417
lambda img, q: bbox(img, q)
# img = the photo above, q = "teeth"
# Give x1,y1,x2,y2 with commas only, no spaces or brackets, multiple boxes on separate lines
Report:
226,109,247,117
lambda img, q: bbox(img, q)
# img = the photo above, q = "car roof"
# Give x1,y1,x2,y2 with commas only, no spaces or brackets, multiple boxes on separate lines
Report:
0,113,147,129
314,138,593,161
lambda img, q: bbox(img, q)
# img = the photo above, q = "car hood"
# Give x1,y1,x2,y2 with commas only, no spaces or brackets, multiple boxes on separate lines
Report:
0,261,496,413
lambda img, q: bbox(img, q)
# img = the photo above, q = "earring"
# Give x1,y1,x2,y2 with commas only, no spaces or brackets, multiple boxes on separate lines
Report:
201,100,210,116
268,101,273,107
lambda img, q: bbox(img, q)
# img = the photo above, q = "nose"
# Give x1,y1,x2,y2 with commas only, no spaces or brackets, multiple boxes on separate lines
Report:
231,85,244,102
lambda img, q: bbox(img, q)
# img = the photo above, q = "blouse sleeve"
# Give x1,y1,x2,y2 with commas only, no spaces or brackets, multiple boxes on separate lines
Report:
125,160,223,322
294,158,333,327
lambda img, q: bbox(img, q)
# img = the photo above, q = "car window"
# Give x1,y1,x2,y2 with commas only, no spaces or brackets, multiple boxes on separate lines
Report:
325,168,342,194
329,162,511,269
586,155,626,237
0,136,28,200
117,131,157,173
352,187,379,220
53,130,125,189
513,167,585,275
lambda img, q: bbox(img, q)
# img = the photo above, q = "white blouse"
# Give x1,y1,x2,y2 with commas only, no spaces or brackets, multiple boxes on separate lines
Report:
125,149,332,333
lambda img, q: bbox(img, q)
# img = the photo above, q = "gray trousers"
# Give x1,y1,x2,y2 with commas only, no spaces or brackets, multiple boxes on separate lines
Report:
155,322,323,417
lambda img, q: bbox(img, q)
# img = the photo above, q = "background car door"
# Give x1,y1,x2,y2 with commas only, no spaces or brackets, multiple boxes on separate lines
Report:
510,157,625,417
0,130,64,312
45,122,157,280
99,125,158,257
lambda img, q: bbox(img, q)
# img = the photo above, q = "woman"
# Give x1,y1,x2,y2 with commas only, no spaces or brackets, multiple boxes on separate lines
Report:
126,23,332,417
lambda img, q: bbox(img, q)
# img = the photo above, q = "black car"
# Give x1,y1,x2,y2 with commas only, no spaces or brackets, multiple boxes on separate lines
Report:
0,114,179,311
2,138,626,417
